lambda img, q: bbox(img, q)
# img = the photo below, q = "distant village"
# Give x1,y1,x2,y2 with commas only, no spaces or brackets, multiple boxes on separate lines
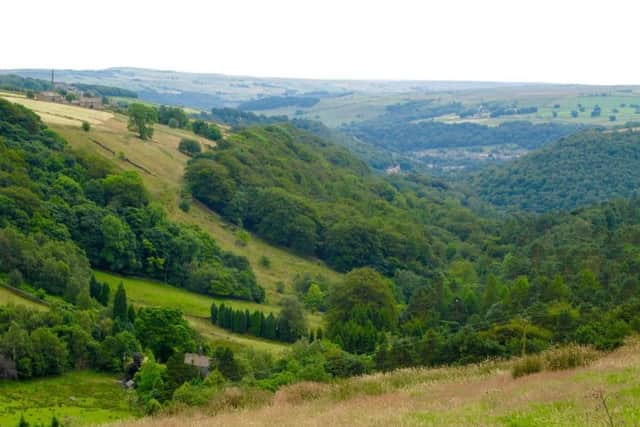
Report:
34,70,104,109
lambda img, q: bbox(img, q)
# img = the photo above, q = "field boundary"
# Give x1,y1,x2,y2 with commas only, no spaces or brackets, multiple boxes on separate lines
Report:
0,282,50,307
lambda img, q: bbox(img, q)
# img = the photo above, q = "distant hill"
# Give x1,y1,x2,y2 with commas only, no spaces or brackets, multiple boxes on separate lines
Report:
472,129,640,212
0,67,526,110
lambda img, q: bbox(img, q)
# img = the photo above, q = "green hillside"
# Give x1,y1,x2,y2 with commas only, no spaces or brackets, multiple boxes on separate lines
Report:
472,129,640,212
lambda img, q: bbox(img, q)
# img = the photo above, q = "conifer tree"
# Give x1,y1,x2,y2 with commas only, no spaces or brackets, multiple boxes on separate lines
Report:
112,282,128,322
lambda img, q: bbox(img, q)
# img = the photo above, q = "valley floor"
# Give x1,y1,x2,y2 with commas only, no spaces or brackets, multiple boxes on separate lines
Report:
109,337,640,427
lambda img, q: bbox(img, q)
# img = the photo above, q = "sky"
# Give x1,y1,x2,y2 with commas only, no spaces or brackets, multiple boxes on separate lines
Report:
2,0,639,85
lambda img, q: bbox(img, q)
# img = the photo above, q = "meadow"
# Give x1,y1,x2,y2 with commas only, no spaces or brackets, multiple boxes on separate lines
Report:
0,285,47,311
0,371,136,426
110,337,640,427
95,270,313,354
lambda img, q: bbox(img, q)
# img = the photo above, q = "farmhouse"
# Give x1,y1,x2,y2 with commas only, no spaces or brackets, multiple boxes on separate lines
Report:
184,353,210,376
36,91,65,103
72,96,103,109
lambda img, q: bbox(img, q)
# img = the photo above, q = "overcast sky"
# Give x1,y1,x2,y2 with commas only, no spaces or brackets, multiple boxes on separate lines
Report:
2,0,638,85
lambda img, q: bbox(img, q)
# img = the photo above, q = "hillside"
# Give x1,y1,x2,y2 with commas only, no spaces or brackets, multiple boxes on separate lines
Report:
0,92,342,304
3,93,640,426
111,337,640,426
472,129,640,212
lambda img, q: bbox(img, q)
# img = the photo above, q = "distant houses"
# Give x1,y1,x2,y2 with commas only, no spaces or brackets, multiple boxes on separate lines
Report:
36,91,65,103
184,353,210,376
35,85,104,110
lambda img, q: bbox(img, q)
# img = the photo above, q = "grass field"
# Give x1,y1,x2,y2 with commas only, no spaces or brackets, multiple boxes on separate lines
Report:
0,371,136,426
0,285,48,311
111,337,640,427
95,270,313,355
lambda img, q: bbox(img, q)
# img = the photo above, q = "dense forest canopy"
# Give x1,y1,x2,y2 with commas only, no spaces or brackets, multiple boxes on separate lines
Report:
184,123,493,277
472,129,640,212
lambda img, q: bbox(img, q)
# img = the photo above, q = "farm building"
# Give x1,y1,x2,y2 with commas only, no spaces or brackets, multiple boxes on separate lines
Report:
184,353,211,376
36,91,65,103
73,96,103,109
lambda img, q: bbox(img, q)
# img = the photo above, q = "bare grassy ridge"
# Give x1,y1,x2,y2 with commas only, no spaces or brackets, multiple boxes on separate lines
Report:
108,337,640,427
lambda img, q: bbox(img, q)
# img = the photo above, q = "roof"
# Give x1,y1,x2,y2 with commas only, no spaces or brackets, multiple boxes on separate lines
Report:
184,353,210,368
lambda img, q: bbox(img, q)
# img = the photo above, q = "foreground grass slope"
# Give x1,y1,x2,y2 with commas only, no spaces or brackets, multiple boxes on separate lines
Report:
0,93,342,305
0,371,135,426
110,337,640,427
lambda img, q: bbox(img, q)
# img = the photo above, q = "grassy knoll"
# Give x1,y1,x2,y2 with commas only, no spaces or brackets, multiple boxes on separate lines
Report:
0,371,136,426
0,285,48,311
96,271,319,354
95,270,280,317
111,337,640,427
0,93,343,304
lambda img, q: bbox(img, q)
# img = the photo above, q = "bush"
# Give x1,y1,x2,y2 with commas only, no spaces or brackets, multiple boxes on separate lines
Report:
235,229,250,247
179,199,190,212
511,355,543,378
259,256,271,268
145,398,162,415
82,121,91,132
544,345,599,371
178,138,201,156
168,118,179,129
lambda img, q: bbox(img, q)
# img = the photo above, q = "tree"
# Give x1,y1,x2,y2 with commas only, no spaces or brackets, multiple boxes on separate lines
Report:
277,296,307,342
82,121,91,132
210,303,218,324
30,328,68,376
178,138,202,156
134,307,195,362
327,268,397,353
211,346,242,381
127,103,157,140
303,283,325,312
112,282,128,323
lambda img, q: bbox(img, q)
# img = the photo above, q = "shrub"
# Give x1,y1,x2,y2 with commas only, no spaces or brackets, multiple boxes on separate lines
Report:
145,398,162,415
511,355,543,378
82,121,91,132
168,118,179,129
260,256,271,268
172,382,211,406
178,138,201,156
179,198,190,212
276,282,285,294
544,345,599,371
235,229,250,247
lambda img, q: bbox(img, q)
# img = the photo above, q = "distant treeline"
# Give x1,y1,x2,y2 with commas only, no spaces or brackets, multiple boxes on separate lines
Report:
345,119,582,152
72,83,137,98
0,74,52,92
0,74,137,98
210,302,317,343
238,95,320,111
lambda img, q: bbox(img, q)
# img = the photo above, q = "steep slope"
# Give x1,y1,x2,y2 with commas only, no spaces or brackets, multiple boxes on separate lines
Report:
0,92,342,305
473,129,640,212
184,123,494,276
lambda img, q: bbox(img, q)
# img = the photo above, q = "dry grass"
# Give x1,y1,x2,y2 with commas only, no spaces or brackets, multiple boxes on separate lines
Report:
107,337,640,427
